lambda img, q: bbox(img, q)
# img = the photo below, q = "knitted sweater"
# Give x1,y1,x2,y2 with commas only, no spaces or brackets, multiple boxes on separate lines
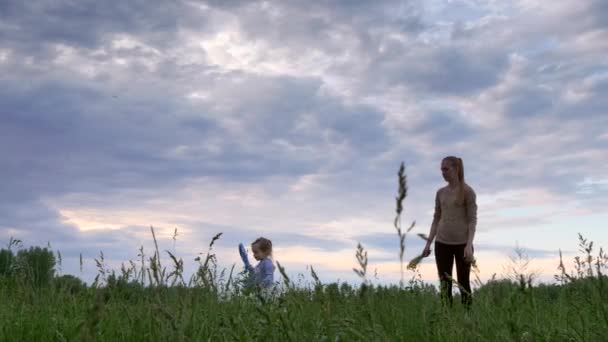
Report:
431,184,477,245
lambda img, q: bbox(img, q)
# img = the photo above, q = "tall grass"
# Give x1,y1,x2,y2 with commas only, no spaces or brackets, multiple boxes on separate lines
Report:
1,232,607,341
0,231,608,341
1,164,607,340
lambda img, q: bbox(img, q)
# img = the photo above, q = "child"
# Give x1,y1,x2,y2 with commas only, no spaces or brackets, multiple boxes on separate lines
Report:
239,237,275,289
421,156,477,307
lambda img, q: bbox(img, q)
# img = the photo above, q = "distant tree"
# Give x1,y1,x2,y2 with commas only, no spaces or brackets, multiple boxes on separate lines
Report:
16,247,56,287
0,249,15,277
54,274,87,294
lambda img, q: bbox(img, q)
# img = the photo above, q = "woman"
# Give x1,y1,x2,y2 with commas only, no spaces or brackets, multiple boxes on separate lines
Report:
422,156,477,307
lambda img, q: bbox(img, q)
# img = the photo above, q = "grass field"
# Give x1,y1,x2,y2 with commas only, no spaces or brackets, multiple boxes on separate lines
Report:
1,231,607,342
2,168,606,341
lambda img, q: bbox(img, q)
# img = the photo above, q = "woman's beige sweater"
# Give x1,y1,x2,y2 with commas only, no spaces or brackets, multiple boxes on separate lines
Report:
431,184,477,245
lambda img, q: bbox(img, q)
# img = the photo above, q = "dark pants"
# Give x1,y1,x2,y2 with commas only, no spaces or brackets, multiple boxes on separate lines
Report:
434,241,472,307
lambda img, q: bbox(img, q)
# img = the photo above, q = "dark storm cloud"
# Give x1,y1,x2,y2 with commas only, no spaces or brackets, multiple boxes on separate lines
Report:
0,0,191,52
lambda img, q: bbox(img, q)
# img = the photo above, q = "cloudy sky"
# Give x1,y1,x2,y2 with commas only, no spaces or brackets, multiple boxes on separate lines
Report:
1,0,607,286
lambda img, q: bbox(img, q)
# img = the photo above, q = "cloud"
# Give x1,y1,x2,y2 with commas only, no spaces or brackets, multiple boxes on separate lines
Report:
0,0,190,54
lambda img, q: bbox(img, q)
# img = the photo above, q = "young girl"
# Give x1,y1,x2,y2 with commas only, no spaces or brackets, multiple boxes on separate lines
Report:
422,156,477,307
239,237,275,289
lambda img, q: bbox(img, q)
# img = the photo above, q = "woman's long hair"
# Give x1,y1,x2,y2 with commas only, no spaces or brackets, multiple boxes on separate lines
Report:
443,156,465,205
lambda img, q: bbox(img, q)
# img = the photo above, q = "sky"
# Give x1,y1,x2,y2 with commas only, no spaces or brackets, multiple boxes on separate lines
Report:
1,0,607,287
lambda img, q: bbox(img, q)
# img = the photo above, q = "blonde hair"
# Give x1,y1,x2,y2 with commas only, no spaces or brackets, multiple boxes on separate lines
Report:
252,237,272,256
443,156,465,205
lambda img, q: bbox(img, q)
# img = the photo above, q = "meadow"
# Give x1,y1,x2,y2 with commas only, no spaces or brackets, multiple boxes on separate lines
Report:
1,166,607,341
1,228,608,341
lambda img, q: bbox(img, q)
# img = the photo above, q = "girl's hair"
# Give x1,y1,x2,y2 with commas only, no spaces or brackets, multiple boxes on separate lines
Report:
443,156,465,205
252,237,272,256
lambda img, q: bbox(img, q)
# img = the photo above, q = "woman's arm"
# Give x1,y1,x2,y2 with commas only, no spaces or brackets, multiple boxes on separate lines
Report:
423,190,441,256
466,186,477,246
427,190,442,244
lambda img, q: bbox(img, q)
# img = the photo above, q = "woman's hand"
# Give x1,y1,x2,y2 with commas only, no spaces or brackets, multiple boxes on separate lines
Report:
422,243,432,257
464,244,474,263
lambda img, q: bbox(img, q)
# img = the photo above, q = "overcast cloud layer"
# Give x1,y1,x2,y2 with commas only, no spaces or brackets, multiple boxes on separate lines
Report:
1,0,607,285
